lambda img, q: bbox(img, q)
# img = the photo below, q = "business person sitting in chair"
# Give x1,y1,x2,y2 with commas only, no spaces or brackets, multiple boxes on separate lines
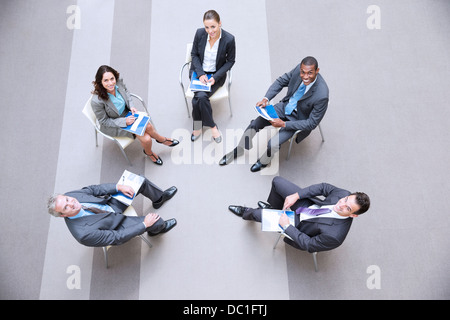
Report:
47,178,177,247
189,9,236,143
228,176,370,252
91,65,179,165
220,56,328,172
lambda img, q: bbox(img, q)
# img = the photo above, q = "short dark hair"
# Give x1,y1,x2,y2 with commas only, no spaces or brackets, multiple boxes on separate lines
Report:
351,192,371,215
301,56,318,70
203,10,220,23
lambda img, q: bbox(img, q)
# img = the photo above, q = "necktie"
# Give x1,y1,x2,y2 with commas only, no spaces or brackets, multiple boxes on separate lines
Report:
285,83,306,115
82,205,111,214
295,207,331,216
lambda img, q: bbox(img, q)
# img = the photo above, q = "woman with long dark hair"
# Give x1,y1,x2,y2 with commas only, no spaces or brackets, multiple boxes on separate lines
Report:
91,65,178,165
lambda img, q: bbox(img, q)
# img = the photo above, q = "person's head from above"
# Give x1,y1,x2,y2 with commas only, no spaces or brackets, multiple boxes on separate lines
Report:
92,65,120,100
300,56,320,86
47,194,82,218
203,9,221,40
333,192,370,217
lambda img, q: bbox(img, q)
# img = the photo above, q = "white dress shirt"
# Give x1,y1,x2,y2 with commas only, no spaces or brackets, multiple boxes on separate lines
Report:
202,30,222,72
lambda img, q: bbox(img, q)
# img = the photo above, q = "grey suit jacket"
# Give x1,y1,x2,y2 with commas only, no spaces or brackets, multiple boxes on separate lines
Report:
91,79,135,138
284,182,352,253
64,184,146,247
190,28,236,88
266,64,329,136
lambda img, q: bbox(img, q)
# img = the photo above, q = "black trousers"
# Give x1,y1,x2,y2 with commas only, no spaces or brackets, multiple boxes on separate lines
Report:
237,103,311,164
242,176,314,222
108,177,166,233
191,75,221,130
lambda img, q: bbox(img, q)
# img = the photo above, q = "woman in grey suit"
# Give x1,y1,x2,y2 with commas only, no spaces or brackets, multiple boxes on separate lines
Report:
91,65,179,165
189,10,236,143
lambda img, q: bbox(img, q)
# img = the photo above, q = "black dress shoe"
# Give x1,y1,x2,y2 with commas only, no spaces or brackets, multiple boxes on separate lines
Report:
257,201,272,209
219,148,239,166
228,205,248,217
191,132,201,142
250,160,267,172
153,186,177,209
147,218,177,236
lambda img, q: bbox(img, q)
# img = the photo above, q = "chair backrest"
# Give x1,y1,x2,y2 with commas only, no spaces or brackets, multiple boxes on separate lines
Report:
81,96,99,129
185,43,193,64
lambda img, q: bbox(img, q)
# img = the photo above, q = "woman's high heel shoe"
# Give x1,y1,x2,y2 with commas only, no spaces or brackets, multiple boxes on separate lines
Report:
212,127,222,143
143,150,163,165
191,132,201,142
156,138,179,147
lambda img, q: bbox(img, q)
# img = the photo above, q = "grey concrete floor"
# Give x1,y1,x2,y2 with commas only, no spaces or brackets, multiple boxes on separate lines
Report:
1,0,448,300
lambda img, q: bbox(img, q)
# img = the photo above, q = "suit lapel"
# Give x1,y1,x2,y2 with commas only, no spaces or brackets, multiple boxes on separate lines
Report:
104,82,129,116
198,31,207,63
104,91,121,116
116,83,130,109
216,31,226,69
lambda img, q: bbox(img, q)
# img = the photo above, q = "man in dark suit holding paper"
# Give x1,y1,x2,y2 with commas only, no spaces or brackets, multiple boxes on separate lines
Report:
219,56,329,172
47,178,177,247
228,176,370,252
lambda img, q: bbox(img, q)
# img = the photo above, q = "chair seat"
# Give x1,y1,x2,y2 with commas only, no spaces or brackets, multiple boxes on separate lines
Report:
273,233,319,272
184,84,229,101
102,205,152,268
123,206,138,217
82,94,151,166
114,136,135,149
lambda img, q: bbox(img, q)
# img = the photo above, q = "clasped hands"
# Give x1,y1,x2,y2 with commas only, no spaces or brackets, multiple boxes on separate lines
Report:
199,74,215,86
256,98,285,128
116,184,160,228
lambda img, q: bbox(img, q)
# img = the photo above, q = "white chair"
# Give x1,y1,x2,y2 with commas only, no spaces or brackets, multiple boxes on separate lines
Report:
102,205,152,269
179,42,232,118
286,124,325,160
273,233,319,272
81,93,152,166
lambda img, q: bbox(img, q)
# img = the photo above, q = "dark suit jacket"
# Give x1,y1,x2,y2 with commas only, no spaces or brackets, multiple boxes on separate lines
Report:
91,79,135,138
267,64,329,140
283,182,352,253
64,184,146,247
190,28,236,88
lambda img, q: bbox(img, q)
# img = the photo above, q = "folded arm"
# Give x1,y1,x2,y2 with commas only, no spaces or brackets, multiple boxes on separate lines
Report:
284,226,343,253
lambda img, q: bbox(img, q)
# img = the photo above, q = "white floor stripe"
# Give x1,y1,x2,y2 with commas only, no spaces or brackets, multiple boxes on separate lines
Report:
39,0,115,299
138,0,290,299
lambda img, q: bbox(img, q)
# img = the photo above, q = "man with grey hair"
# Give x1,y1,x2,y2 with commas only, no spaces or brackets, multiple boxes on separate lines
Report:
47,178,177,247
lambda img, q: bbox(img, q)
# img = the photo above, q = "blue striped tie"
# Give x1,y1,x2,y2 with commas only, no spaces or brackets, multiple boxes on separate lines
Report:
285,83,306,115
